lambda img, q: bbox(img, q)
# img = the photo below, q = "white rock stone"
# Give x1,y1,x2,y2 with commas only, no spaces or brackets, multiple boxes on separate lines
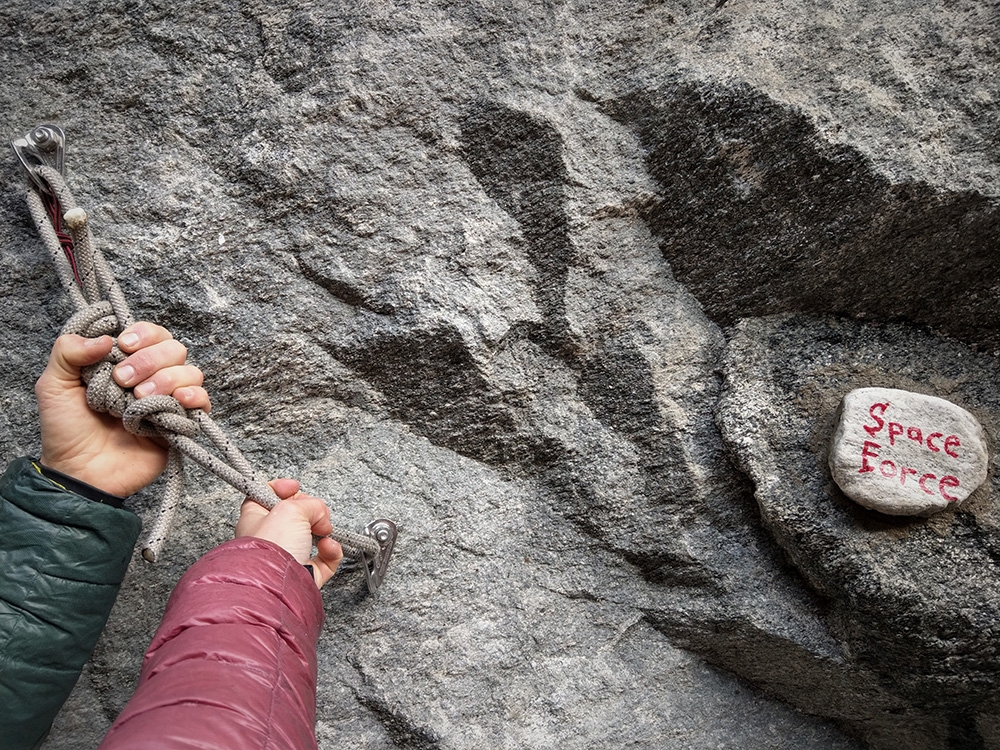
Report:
829,387,989,516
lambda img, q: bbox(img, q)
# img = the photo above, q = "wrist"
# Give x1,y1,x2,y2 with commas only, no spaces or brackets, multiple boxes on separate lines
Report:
38,449,144,497
38,451,99,491
33,460,127,507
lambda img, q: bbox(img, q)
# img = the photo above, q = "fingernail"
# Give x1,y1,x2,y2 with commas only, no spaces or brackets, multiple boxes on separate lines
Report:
119,332,139,348
134,382,155,398
116,364,135,384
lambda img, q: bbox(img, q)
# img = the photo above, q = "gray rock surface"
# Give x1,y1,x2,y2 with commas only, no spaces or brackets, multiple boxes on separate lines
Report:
718,315,1000,746
0,1,997,748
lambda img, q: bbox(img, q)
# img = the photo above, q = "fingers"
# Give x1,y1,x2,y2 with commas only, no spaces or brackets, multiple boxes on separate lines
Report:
172,385,211,412
287,493,336,537
116,321,173,353
285,494,343,587
113,338,189,389
111,323,211,410
122,361,205,399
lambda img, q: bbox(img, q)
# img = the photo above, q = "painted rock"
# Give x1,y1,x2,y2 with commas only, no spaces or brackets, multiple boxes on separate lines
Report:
829,387,989,516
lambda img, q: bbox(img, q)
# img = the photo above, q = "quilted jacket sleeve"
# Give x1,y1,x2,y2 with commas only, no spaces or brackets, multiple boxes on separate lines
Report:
99,537,326,750
0,457,142,750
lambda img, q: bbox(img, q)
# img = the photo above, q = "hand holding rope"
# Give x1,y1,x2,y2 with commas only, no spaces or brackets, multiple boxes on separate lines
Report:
11,125,396,592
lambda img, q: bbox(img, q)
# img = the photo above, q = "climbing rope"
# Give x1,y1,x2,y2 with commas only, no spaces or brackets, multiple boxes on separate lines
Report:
12,125,396,591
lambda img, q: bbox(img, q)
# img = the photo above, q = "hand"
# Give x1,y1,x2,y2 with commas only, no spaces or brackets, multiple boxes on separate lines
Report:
235,479,344,588
36,322,211,496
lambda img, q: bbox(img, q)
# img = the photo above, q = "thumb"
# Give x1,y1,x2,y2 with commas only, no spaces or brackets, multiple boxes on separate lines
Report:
41,334,113,387
267,478,301,500
310,536,344,587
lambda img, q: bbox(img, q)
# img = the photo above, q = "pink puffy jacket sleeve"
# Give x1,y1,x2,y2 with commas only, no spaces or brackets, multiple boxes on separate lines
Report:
99,537,325,750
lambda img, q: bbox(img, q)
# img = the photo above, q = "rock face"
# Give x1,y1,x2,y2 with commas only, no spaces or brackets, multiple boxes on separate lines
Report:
0,1,997,749
830,387,989,515
717,316,1000,747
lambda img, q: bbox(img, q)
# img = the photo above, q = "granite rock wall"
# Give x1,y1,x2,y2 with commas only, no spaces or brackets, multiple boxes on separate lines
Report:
1,1,998,748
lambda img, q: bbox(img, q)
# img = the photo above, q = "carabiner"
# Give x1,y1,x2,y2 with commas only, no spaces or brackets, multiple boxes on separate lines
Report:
11,124,66,195
360,518,398,593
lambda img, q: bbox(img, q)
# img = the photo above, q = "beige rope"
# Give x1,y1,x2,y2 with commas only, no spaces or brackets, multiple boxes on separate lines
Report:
26,165,380,563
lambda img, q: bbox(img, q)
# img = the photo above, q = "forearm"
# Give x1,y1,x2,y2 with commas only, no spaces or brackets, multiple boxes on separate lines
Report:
0,458,141,750
99,538,325,750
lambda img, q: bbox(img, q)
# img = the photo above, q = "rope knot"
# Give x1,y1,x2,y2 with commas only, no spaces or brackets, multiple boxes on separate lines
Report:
123,395,200,439
62,300,121,340
83,359,132,418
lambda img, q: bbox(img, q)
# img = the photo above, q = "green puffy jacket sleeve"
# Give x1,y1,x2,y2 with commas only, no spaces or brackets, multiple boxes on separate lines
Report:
0,458,142,750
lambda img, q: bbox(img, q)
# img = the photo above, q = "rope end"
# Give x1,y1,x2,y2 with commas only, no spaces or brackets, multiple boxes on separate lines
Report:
63,206,88,229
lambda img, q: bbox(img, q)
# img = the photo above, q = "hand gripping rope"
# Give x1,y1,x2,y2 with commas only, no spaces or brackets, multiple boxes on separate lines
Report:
11,124,396,593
